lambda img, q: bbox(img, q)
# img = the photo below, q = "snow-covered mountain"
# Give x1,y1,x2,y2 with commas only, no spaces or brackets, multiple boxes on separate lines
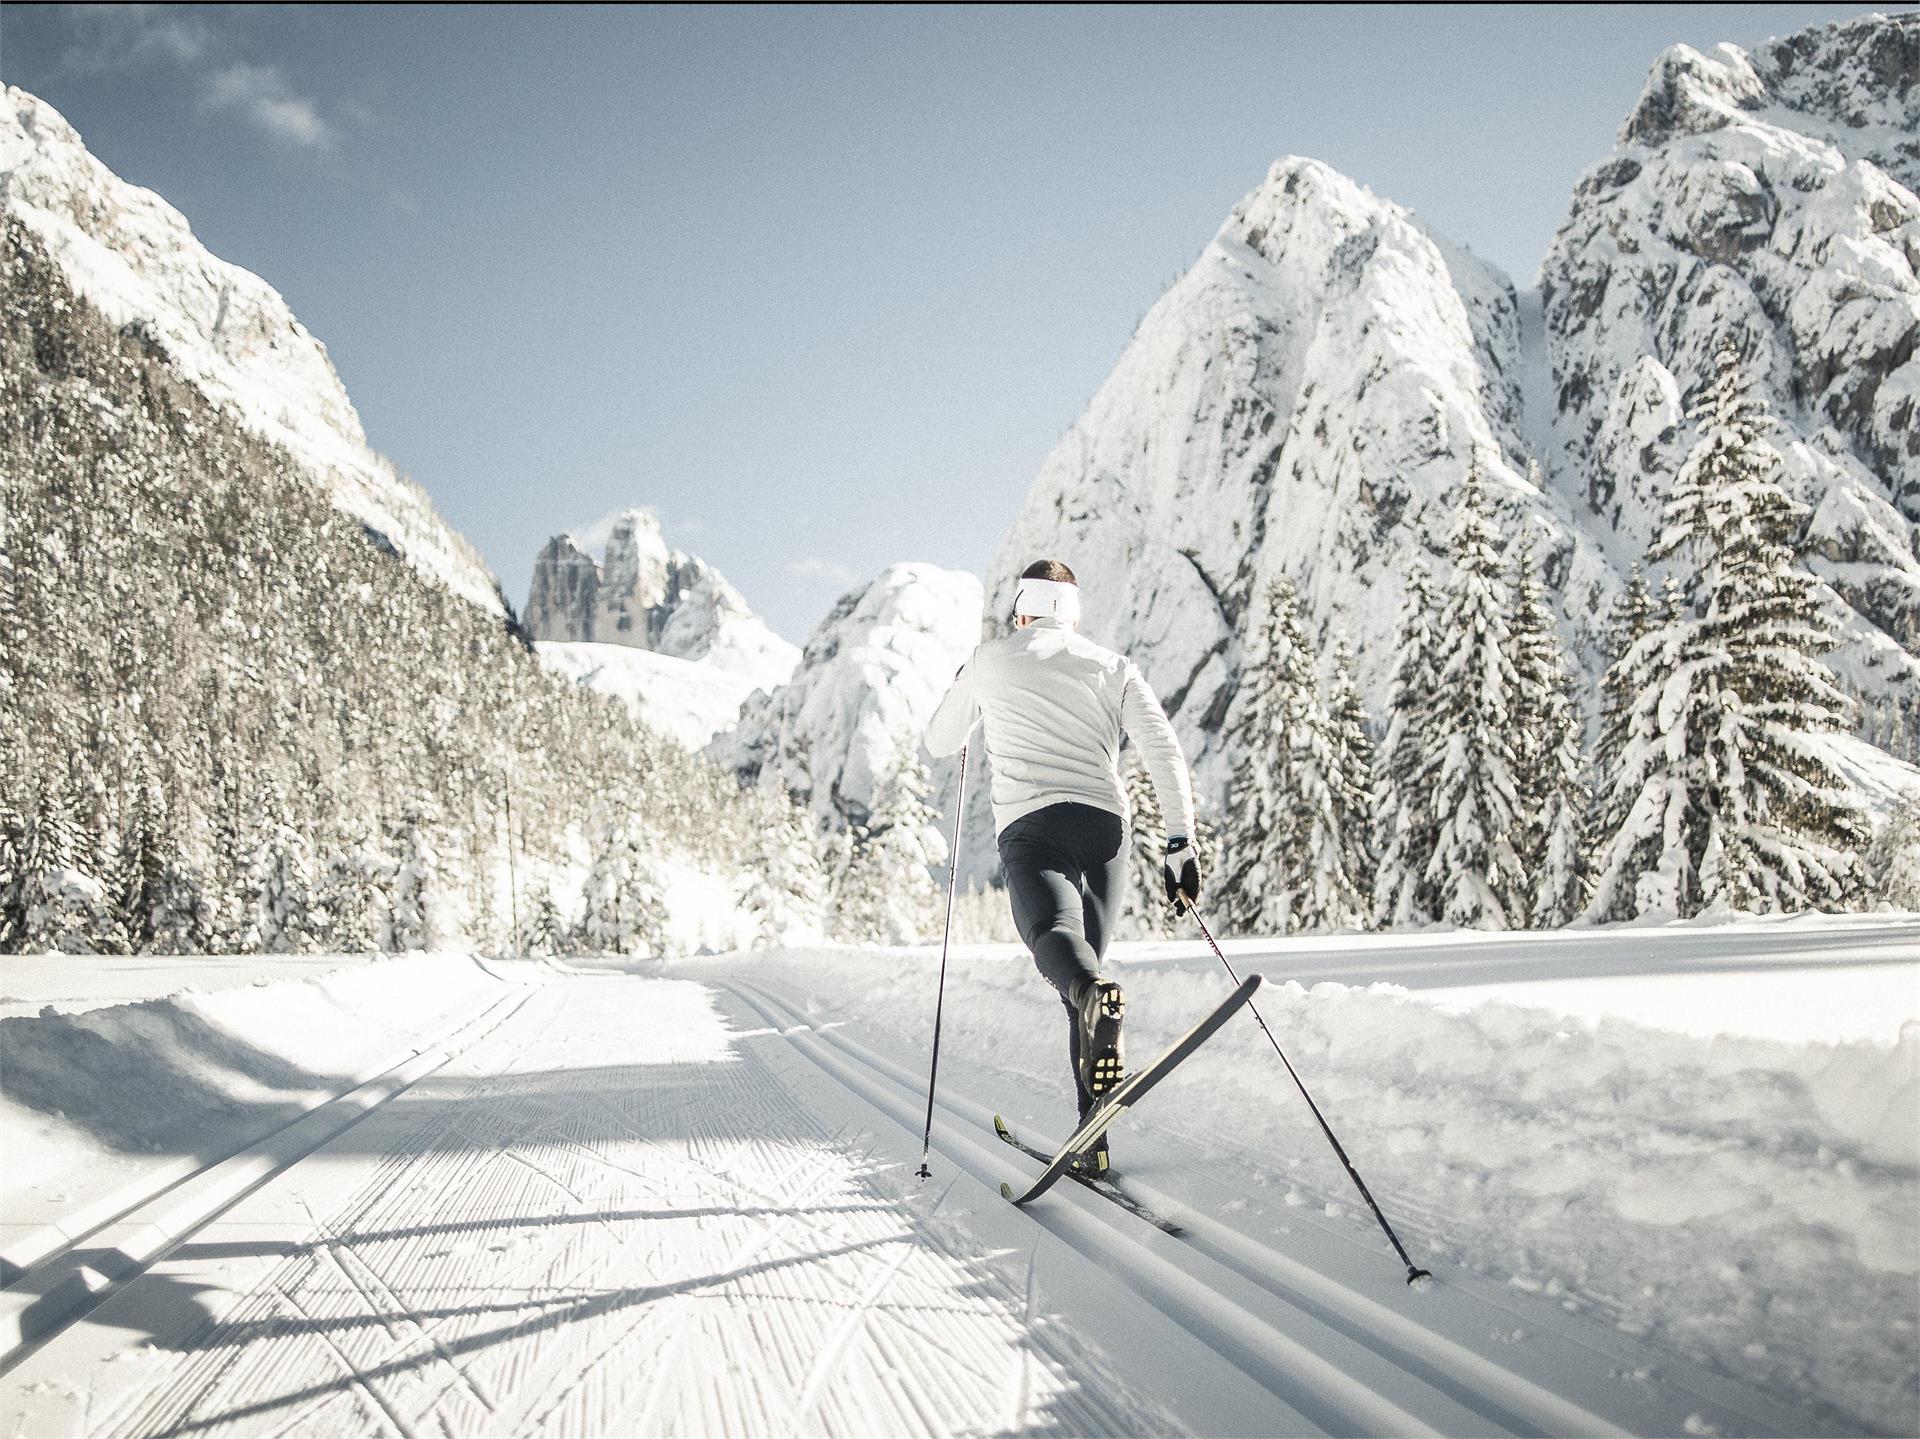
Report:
0,86,506,616
525,510,798,743
714,564,983,833
993,12,1918,812
526,510,798,687
1542,11,1920,693
533,642,770,752
991,156,1617,805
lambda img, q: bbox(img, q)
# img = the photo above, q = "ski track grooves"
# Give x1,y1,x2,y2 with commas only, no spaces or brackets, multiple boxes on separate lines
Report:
728,977,1632,1439
66,979,1176,1439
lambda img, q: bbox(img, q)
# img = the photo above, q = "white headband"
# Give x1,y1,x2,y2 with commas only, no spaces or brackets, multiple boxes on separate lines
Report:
1014,577,1081,624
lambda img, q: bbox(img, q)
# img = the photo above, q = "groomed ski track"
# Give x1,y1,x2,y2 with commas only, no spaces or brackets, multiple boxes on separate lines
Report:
1,961,1854,1438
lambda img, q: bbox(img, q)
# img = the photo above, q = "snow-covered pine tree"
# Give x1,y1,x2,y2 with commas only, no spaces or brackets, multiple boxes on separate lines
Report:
20,785,112,954
1868,793,1920,909
1592,342,1866,917
518,885,568,958
109,786,164,953
0,798,26,954
825,827,876,943
1424,460,1527,929
1588,577,1692,919
256,822,314,954
1592,564,1656,820
1121,748,1174,938
1371,561,1444,927
579,817,671,957
1532,668,1593,928
314,823,383,952
1223,579,1313,934
1324,636,1377,926
205,751,260,954
1283,658,1365,933
841,756,944,944
382,808,439,952
1508,539,1591,927
741,792,827,947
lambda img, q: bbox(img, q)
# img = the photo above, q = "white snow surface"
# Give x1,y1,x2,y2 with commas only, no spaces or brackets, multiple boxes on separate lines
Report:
0,953,511,1242
4,918,1913,1436
0,87,506,616
715,562,984,833
534,640,766,749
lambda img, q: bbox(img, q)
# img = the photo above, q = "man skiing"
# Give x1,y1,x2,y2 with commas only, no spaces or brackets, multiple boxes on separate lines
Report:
925,559,1201,1174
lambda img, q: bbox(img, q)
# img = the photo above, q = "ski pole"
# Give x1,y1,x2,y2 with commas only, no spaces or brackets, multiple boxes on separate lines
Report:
916,744,968,1181
1183,897,1432,1288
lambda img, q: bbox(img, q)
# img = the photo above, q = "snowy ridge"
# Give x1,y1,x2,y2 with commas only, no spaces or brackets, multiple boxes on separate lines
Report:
992,157,1618,807
525,508,798,691
1541,12,1920,695
0,86,506,615
994,13,1918,820
534,640,768,750
714,563,983,833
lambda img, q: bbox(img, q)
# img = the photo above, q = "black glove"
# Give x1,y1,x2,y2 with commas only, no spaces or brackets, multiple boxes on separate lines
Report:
1164,836,1200,907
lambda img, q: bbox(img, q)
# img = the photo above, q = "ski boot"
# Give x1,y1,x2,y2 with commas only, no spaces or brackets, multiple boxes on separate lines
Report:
1074,976,1126,1098
1069,1132,1111,1178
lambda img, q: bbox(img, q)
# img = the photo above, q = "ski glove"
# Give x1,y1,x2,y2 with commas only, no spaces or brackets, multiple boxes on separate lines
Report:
1164,836,1200,907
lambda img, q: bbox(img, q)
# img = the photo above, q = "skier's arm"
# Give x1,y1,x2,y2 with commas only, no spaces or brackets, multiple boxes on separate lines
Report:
924,653,981,756
1121,663,1196,842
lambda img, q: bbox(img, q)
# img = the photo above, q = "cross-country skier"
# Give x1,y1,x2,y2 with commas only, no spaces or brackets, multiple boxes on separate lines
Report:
925,559,1200,1174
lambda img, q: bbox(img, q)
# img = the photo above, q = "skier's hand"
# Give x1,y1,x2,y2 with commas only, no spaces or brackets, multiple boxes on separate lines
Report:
1164,836,1200,907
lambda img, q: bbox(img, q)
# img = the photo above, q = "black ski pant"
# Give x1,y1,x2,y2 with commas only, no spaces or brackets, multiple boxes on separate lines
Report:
999,802,1127,1121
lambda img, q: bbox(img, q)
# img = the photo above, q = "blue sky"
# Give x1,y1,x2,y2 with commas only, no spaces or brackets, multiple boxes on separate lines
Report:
1,4,1899,641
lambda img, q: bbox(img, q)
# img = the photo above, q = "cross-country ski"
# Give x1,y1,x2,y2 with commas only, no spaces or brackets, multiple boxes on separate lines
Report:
992,1115,1184,1235
998,975,1264,1207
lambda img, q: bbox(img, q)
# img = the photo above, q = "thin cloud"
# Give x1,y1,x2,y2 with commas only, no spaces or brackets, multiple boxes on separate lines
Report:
200,63,334,149
791,557,860,586
58,7,337,152
59,5,213,70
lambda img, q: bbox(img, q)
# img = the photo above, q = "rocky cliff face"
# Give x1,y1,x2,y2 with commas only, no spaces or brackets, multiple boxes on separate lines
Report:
525,509,798,691
1541,11,1920,684
993,13,1918,814
714,564,983,834
990,156,1618,806
0,86,506,616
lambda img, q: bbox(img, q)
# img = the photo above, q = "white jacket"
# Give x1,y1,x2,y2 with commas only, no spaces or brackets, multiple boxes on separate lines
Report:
925,618,1197,839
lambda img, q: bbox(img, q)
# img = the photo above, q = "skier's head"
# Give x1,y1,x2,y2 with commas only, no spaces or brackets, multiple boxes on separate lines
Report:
1014,559,1079,629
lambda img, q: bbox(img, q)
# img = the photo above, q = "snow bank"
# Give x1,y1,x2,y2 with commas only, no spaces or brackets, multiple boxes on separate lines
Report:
719,933,1920,1432
0,953,517,1243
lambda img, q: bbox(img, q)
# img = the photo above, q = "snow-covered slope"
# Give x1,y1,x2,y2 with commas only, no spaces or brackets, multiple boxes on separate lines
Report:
994,14,1918,812
714,563,983,832
992,157,1618,805
534,640,769,750
0,86,506,616
1541,12,1920,695
526,509,798,698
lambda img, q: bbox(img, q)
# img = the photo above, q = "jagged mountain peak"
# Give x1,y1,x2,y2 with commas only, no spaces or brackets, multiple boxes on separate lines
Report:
525,507,797,691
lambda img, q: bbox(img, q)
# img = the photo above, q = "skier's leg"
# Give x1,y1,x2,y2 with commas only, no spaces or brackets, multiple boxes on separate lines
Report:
999,815,1098,1002
1077,811,1128,962
1075,810,1131,1140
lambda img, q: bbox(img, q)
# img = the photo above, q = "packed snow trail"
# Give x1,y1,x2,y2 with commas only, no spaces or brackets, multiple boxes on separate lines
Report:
3,951,1889,1437
4,977,1189,1437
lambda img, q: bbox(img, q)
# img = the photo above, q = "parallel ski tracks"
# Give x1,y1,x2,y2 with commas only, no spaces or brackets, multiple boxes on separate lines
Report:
729,977,1646,1439
77,981,1172,1439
